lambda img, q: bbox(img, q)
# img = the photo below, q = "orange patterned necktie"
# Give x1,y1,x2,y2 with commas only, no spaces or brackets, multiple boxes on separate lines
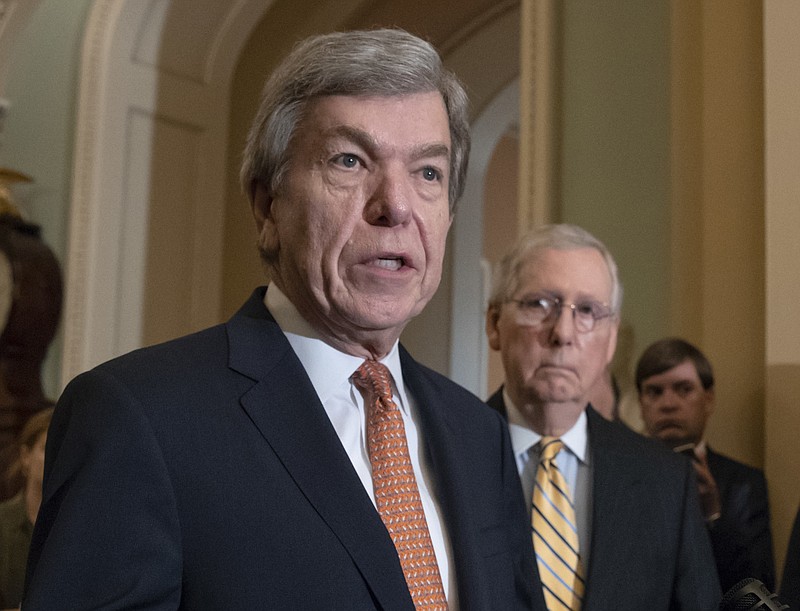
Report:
351,359,448,610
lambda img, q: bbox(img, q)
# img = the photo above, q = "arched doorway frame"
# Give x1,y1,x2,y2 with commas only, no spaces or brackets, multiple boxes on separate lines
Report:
449,78,519,398
61,0,274,384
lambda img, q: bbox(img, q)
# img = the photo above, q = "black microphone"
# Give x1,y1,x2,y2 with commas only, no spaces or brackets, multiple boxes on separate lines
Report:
719,578,789,610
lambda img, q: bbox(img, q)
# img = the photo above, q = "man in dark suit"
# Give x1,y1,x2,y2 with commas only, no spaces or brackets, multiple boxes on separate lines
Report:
636,337,775,594
485,224,720,610
22,29,536,610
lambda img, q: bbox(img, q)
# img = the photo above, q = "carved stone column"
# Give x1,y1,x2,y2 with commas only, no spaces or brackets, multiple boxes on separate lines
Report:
518,0,559,230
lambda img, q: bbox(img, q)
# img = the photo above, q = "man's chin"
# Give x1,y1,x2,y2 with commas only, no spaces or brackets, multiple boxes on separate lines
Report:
529,378,580,402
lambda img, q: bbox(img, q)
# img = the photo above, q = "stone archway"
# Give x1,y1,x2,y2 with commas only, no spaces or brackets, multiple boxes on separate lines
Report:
61,0,274,383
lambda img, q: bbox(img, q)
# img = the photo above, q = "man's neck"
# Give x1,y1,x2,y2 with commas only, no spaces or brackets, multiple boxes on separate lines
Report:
265,283,401,359
506,389,585,437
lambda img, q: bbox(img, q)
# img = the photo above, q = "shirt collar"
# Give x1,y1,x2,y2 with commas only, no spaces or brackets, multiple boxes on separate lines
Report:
503,387,589,464
694,439,708,460
265,285,407,411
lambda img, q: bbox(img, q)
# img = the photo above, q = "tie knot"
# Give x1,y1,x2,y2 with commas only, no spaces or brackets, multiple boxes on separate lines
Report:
539,436,564,463
352,359,394,405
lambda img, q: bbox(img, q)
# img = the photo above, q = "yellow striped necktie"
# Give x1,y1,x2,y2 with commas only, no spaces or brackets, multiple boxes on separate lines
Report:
351,359,448,610
532,437,585,611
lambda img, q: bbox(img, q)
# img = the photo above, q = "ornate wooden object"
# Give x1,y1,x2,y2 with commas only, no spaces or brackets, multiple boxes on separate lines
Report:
0,169,63,499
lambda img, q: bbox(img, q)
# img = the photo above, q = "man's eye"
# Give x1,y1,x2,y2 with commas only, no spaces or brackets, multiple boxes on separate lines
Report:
421,166,442,182
334,154,360,169
643,387,662,399
575,303,596,316
521,298,550,311
675,383,694,396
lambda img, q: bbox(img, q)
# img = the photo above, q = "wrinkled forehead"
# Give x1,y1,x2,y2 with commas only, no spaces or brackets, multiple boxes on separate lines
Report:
291,92,451,153
516,247,613,302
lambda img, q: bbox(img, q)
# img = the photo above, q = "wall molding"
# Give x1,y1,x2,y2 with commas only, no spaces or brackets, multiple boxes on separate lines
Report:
61,0,274,385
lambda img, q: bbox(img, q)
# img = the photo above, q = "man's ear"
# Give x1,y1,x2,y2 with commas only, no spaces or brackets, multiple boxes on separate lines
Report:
251,182,280,261
485,305,502,351
251,182,273,230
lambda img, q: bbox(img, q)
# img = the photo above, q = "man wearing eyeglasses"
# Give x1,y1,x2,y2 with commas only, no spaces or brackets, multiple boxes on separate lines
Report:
484,223,720,610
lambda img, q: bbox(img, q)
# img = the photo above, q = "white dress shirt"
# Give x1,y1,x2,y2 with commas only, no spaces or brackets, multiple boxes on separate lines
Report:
265,286,457,606
503,388,594,567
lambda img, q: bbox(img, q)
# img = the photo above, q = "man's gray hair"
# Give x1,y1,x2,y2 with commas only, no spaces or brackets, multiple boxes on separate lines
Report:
488,223,623,315
240,28,471,211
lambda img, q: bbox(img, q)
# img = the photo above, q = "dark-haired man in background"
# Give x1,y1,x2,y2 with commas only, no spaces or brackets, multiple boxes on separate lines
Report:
636,337,775,594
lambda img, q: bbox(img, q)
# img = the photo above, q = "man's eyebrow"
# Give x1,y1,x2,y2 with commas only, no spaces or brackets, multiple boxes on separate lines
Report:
519,289,559,299
411,143,450,161
324,126,450,162
325,125,376,151
574,290,608,304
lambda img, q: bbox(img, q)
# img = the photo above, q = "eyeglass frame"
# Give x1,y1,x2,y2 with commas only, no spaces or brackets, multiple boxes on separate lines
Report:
506,295,616,333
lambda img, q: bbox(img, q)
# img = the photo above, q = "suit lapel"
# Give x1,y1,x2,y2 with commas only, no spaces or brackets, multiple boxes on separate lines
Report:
583,410,645,608
226,290,414,610
487,389,549,611
400,350,485,604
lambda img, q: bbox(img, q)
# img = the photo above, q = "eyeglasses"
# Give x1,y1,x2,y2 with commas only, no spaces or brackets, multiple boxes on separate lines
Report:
507,296,614,333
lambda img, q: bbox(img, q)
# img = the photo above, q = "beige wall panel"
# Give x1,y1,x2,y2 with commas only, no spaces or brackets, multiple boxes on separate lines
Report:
699,1,764,469
669,0,703,341
557,0,670,410
765,0,800,582
766,365,800,578
140,114,201,347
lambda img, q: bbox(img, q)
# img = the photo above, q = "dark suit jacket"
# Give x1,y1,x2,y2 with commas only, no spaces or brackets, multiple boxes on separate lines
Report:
23,289,536,610
780,505,800,609
487,388,721,611
706,447,775,593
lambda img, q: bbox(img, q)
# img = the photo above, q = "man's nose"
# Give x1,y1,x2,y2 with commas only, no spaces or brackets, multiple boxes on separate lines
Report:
364,168,412,227
655,389,681,411
548,303,576,346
